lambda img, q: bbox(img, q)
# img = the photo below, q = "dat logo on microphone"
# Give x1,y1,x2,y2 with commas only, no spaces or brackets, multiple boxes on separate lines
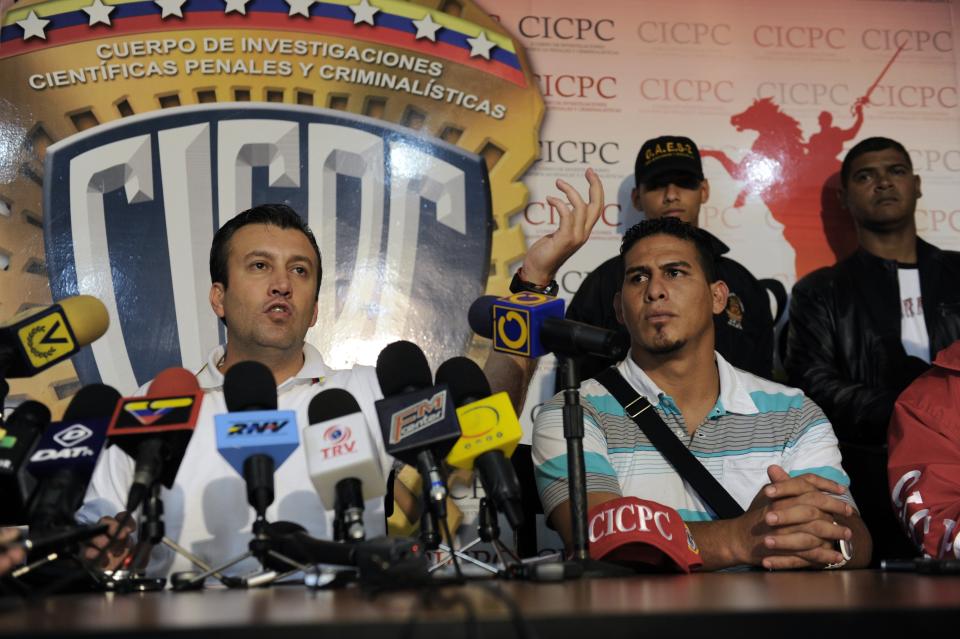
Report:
320,425,357,458
43,104,492,391
32,423,98,462
52,424,93,448
389,391,447,444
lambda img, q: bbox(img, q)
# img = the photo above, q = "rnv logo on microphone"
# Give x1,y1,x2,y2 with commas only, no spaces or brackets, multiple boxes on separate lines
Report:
389,391,447,444
227,421,289,436
31,446,96,461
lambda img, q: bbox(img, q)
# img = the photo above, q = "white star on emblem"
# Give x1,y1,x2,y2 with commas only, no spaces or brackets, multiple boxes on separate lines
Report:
350,0,378,26
17,10,50,40
285,0,313,17
223,0,250,14
412,13,441,41
154,0,187,19
83,0,115,26
466,30,496,59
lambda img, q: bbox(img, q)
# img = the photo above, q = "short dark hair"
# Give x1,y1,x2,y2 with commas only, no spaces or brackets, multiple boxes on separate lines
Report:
620,217,717,282
209,203,322,300
841,137,912,187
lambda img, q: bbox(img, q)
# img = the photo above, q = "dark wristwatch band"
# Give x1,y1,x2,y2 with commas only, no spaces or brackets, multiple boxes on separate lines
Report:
509,268,559,297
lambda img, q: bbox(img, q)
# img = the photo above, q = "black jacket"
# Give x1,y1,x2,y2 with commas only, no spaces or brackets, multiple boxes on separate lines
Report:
565,231,775,382
786,238,960,446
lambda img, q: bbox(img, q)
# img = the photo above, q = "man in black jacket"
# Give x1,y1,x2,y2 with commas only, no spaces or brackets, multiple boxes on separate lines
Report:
787,136,960,562
566,136,775,381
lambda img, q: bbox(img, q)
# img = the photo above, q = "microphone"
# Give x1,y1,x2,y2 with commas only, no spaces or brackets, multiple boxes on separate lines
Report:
215,361,298,519
0,295,109,378
264,521,429,585
0,400,51,525
107,368,203,512
0,523,109,555
438,357,525,529
26,384,120,531
469,294,629,360
374,341,460,524
305,389,385,542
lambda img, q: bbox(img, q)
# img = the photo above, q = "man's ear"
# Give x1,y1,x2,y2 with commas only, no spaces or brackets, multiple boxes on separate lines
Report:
710,280,730,316
310,300,319,327
210,283,226,320
837,185,848,211
700,178,710,204
614,291,625,326
631,187,642,214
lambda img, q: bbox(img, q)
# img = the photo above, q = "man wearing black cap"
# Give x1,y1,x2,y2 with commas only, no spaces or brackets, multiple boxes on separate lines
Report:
566,136,775,381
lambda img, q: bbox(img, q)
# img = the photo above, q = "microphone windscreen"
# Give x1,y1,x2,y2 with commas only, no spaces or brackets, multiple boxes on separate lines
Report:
223,361,277,411
375,341,432,397
308,388,361,424
435,357,491,407
150,367,200,395
58,295,109,347
467,296,497,339
6,400,50,434
63,384,121,421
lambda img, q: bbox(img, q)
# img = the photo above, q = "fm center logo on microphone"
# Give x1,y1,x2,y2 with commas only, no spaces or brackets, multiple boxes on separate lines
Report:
388,391,447,445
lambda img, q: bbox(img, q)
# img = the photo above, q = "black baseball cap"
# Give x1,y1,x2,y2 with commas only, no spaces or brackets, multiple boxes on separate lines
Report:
635,136,704,187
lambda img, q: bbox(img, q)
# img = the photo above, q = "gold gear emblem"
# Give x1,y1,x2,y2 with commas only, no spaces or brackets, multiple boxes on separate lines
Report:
0,0,543,415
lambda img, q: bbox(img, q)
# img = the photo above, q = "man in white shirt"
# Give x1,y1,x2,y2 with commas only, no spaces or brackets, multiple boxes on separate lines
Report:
80,169,605,576
535,217,872,570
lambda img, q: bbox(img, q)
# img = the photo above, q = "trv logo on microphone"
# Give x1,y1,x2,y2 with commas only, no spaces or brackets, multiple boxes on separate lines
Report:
316,425,357,459
388,391,447,445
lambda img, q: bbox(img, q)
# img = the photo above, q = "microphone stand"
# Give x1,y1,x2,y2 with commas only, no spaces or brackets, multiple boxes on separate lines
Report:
117,482,236,591
180,460,307,590
430,497,520,576
545,355,631,580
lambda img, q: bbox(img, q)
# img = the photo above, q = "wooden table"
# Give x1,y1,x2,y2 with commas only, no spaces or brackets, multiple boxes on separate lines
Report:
1,571,958,638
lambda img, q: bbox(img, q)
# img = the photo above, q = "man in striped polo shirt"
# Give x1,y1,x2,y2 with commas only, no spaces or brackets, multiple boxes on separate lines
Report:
533,218,872,570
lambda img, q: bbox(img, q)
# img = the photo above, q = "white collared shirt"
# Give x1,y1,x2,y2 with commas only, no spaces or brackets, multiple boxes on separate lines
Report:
533,352,855,521
78,343,387,578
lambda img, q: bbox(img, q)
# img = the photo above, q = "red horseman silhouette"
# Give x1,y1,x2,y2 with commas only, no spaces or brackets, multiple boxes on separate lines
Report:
701,97,864,278
702,46,903,278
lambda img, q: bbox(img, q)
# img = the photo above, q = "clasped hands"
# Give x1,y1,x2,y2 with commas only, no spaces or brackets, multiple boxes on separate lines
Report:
737,464,853,570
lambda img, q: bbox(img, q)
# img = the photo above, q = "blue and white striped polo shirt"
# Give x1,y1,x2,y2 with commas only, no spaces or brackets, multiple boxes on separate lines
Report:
532,353,856,521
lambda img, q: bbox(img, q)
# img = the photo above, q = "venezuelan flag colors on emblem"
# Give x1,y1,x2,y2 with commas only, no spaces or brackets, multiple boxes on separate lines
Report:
0,0,543,412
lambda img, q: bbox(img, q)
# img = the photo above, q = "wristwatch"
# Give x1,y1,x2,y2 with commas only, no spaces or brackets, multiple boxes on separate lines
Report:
825,525,854,569
509,268,559,297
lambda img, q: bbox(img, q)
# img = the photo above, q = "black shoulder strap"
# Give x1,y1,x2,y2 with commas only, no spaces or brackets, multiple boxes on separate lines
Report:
594,367,744,520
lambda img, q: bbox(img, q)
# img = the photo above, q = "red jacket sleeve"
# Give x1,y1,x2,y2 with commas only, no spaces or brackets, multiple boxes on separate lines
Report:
888,359,960,558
